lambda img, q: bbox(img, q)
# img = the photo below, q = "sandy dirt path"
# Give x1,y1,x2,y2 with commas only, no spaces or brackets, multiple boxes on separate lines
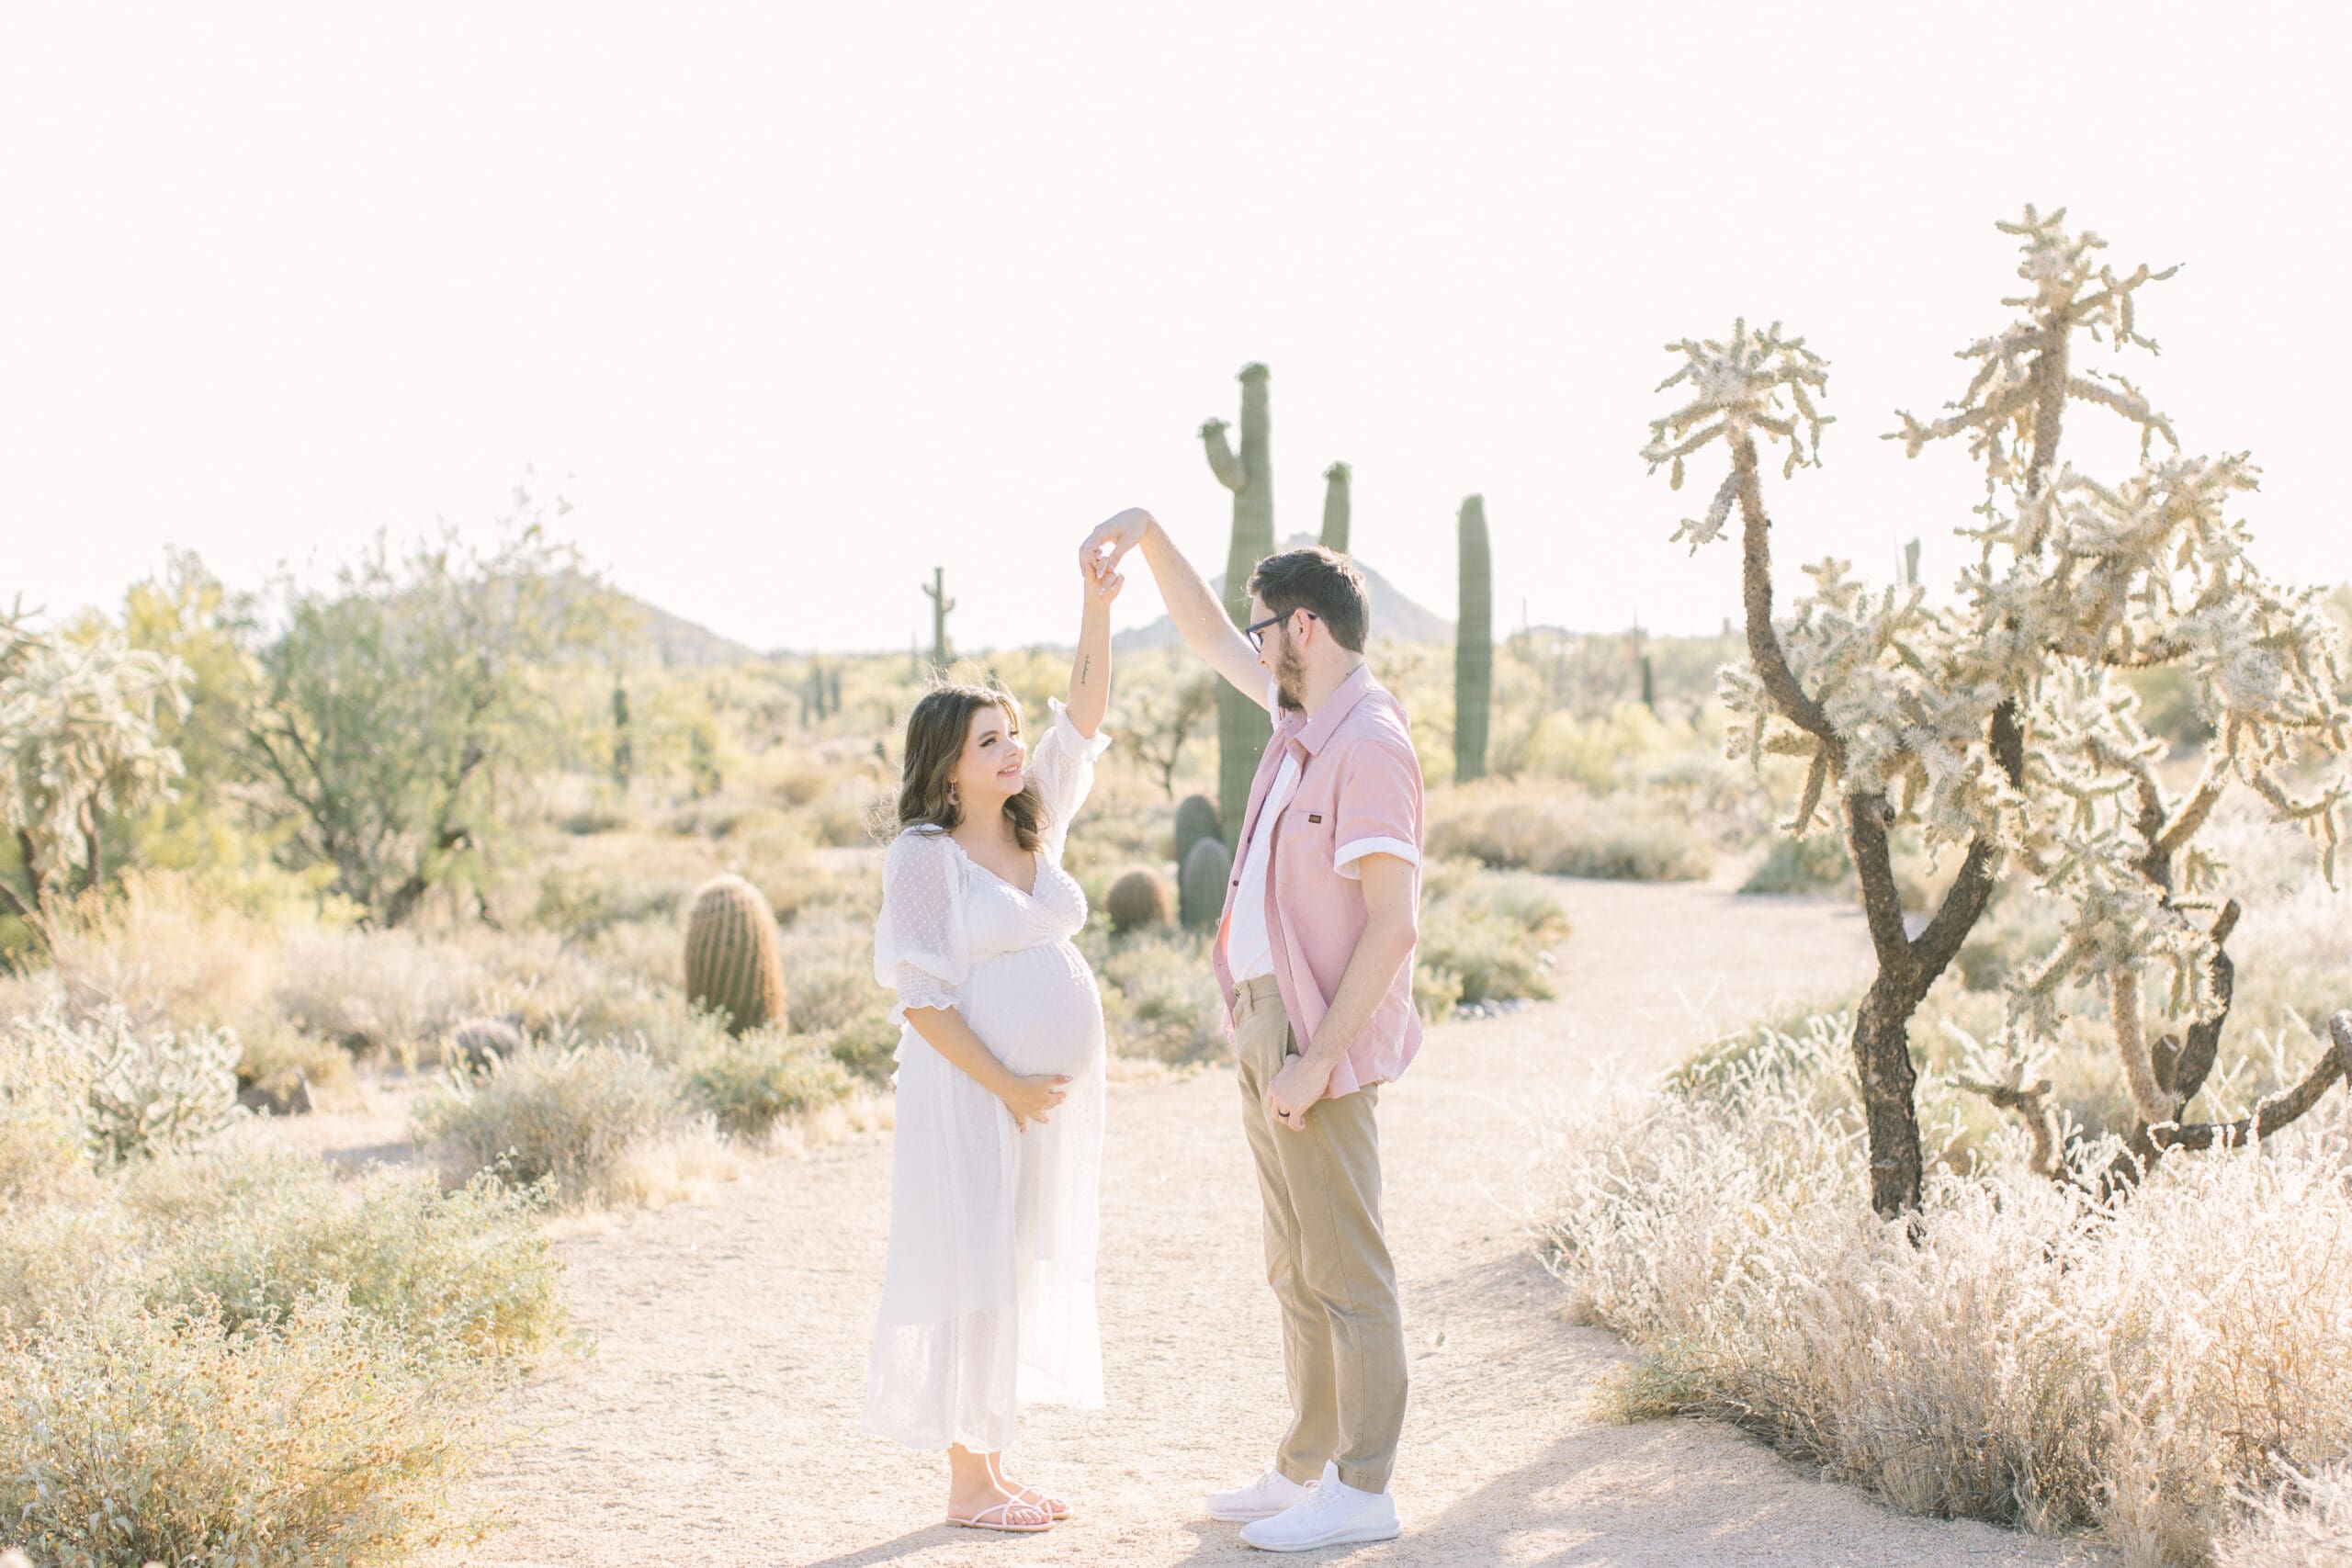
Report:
446,880,2101,1567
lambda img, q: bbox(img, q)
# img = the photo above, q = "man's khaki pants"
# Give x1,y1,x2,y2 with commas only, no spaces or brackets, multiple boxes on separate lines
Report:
1231,975,1407,1494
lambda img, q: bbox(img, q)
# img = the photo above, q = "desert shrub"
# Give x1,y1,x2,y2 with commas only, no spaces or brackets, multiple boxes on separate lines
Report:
124,1144,564,1362
231,1014,353,1110
1087,928,1227,1066
782,910,890,1043
0,1021,96,1205
530,863,685,942
1430,780,1711,882
1951,888,2068,994
1541,1018,2352,1560
1518,701,1681,792
467,930,709,1057
1738,829,1849,895
23,872,277,1033
1416,859,1566,1006
413,1040,714,1209
685,1026,854,1139
0,1293,482,1568
1412,960,1464,1022
0,1202,127,1336
273,930,482,1058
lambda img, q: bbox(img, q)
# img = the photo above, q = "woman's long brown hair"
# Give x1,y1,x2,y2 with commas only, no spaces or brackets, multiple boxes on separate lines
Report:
895,683,1045,852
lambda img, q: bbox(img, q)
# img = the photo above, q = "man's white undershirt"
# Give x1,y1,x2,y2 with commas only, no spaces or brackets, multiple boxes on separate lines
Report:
1224,744,1300,982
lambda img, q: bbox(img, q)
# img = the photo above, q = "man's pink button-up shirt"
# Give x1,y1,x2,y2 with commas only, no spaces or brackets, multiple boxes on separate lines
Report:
1212,663,1426,1099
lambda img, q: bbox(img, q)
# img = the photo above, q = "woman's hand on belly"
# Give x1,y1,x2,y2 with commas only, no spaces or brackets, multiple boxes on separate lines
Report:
1000,1072,1073,1131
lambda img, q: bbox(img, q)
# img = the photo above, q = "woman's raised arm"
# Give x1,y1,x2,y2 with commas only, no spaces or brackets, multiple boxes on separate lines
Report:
1065,560,1122,739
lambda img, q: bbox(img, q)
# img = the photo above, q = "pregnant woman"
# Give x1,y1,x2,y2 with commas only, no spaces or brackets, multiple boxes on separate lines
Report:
864,558,1122,1533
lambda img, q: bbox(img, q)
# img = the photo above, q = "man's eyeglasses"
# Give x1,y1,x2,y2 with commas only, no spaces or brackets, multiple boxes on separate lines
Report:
1244,608,1317,652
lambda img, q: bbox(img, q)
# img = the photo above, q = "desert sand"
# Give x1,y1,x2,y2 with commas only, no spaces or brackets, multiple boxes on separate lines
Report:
435,879,2102,1567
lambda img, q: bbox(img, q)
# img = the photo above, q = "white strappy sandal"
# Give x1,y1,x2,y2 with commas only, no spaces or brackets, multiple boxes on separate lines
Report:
1012,1484,1070,1521
947,1496,1054,1533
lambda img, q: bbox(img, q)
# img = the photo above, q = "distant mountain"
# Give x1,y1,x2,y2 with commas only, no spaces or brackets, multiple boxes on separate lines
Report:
618,593,763,667
1113,534,1452,650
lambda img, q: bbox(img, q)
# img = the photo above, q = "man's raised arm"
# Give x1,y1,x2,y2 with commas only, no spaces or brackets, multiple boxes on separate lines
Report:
1080,508,1267,709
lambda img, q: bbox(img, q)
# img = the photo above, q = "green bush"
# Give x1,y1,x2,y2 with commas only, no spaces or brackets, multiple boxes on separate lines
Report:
413,1041,687,1208
1738,829,1849,895
125,1144,565,1362
685,1027,854,1139
1089,928,1227,1066
1430,783,1711,882
1417,860,1567,1008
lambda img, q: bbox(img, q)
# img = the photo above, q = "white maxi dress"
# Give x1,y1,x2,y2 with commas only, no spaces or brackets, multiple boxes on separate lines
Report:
864,700,1111,1451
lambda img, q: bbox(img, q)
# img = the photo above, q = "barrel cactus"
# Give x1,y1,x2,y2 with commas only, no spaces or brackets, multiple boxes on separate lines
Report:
1173,792,1222,867
1454,494,1493,783
1180,835,1233,931
684,874,788,1035
1204,363,1276,840
1105,866,1176,933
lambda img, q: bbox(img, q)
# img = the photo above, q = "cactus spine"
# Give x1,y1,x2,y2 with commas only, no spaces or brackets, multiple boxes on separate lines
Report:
1180,835,1233,931
1204,363,1275,838
1454,494,1492,784
923,568,956,671
1173,792,1221,866
684,874,787,1034
1320,461,1352,554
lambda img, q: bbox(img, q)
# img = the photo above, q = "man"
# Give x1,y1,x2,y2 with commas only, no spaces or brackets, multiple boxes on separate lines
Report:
1080,508,1423,1552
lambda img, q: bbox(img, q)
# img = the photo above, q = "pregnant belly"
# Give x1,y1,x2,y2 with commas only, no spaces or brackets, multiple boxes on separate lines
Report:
967,941,1104,1079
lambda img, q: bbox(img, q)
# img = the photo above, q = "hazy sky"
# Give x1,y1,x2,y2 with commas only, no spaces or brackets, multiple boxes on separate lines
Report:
4,4,2346,653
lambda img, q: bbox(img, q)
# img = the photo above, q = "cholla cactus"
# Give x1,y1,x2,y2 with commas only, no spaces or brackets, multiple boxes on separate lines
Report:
0,613,190,919
1651,208,2352,1215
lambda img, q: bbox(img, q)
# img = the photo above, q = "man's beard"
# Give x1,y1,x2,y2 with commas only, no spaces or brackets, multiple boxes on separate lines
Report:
1273,642,1306,711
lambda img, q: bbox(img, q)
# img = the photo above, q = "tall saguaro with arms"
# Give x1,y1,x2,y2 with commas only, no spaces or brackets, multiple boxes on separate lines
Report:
1202,362,1276,841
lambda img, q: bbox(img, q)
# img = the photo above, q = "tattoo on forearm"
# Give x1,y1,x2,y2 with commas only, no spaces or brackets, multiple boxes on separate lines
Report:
1080,655,1092,685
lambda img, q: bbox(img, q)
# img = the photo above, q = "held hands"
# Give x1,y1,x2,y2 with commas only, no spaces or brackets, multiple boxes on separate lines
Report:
1083,559,1125,613
1001,1072,1073,1132
1263,1051,1333,1133
1080,507,1154,583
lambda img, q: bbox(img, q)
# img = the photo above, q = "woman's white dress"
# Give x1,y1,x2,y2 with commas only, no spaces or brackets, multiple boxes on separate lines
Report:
864,699,1111,1451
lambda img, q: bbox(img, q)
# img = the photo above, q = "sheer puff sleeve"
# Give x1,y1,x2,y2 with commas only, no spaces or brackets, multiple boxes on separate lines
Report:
874,829,968,1025
1026,697,1113,865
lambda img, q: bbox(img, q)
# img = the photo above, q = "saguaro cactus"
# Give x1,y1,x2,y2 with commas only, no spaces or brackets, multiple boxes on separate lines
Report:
610,675,633,787
1320,461,1352,553
684,874,787,1035
1181,835,1234,931
1174,792,1222,864
923,568,956,670
1454,495,1492,784
1204,363,1276,840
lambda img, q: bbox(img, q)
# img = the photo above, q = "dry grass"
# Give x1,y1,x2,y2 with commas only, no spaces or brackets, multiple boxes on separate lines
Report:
413,1040,722,1210
1430,778,1713,882
1541,1018,2352,1564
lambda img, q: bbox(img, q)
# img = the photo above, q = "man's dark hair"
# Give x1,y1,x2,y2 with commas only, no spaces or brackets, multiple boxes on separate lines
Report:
1248,546,1370,653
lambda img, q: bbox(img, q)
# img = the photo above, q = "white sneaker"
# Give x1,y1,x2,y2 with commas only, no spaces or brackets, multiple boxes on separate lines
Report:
1239,1462,1400,1551
1205,1468,1313,1522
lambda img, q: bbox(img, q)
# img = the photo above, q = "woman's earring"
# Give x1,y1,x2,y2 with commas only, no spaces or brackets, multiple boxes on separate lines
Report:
947,782,959,808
